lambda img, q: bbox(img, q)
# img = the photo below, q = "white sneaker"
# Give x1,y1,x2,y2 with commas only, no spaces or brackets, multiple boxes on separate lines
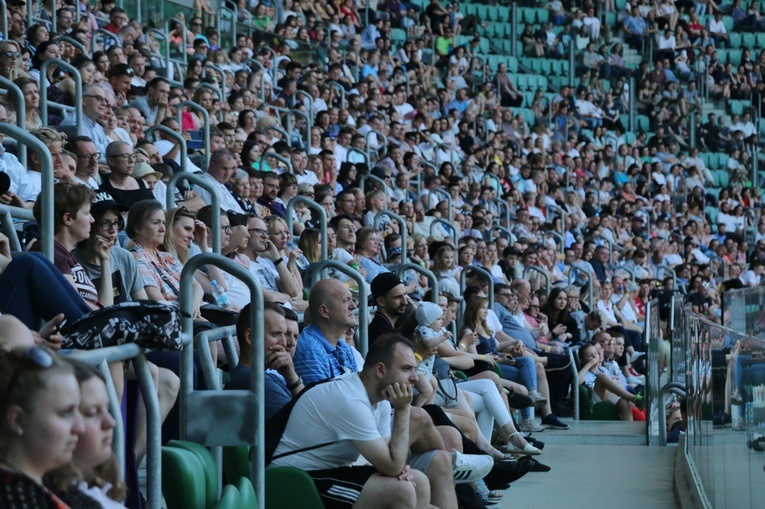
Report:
452,450,494,483
627,375,645,385
520,419,545,433
630,351,645,363
528,390,548,408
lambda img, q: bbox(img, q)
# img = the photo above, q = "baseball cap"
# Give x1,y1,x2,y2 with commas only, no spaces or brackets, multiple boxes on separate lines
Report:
91,190,128,214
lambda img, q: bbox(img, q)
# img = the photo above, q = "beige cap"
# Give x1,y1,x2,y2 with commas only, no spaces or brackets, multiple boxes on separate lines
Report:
133,162,163,180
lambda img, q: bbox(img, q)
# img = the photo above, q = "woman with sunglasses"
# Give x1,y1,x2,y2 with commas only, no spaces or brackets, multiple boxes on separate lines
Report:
46,360,126,508
0,346,84,508
0,40,27,80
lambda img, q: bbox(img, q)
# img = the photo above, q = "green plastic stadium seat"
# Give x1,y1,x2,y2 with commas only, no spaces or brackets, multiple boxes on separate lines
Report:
238,477,257,508
223,446,250,486
213,485,243,509
730,33,742,48
162,447,207,509
168,440,219,509
266,467,325,509
536,8,549,23
743,33,756,48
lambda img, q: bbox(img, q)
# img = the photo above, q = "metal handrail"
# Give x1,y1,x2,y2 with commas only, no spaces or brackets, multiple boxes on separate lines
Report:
202,62,228,109
263,125,291,147
346,147,370,166
165,172,221,254
53,35,90,57
179,253,265,509
524,265,551,295
568,265,594,310
460,264,495,309
392,68,410,95
663,266,678,289
311,260,370,356
657,382,686,446
482,172,501,194
218,1,238,49
0,76,27,166
491,197,510,227
71,344,158,488
430,187,452,221
375,211,407,263
489,225,514,243
0,0,6,40
91,28,121,54
286,196,328,260
0,124,53,260
569,346,581,420
294,89,313,119
165,17,189,70
0,206,24,252
364,129,388,161
436,143,460,165
327,80,346,109
359,173,389,193
430,218,459,244
396,263,439,302
178,100,211,168
544,231,565,254
258,151,294,174
195,325,237,390
285,108,311,149
146,124,187,173
145,29,171,79
40,58,82,128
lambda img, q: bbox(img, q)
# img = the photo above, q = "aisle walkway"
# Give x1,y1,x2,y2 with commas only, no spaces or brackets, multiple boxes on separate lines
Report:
497,421,678,509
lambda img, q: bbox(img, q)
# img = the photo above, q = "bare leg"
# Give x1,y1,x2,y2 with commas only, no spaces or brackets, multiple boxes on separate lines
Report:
352,473,418,509
436,424,463,452
425,450,459,509
409,406,446,452
535,362,554,417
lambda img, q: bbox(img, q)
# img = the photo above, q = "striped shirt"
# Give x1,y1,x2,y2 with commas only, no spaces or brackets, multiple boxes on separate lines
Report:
293,323,359,385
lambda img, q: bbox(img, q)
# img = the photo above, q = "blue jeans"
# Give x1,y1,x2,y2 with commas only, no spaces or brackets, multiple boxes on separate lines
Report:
0,252,91,328
498,356,538,420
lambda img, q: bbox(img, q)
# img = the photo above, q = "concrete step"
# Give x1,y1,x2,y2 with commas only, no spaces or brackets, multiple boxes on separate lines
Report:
528,419,647,446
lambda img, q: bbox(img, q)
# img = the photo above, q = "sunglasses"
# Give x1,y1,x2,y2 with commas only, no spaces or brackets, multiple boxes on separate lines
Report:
3,51,21,58
6,346,54,396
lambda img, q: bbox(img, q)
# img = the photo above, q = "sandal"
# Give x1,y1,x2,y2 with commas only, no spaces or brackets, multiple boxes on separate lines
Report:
488,491,504,501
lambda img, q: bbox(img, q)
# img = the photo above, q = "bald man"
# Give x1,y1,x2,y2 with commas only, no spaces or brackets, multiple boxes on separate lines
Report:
293,279,360,385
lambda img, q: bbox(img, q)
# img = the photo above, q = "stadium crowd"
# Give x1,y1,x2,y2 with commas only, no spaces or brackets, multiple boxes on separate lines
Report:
2,0,765,506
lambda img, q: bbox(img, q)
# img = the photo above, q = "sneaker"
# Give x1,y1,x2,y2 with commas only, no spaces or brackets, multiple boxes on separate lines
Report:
627,375,646,385
731,390,744,405
452,450,494,484
507,390,533,409
541,413,570,430
528,390,548,408
518,456,552,472
519,418,545,433
630,351,645,363
505,442,542,456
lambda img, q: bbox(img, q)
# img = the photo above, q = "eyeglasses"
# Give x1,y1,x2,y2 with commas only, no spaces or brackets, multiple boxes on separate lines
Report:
99,218,125,232
111,153,135,161
3,51,21,58
248,227,270,237
6,346,54,396
77,152,102,161
84,95,108,104
221,225,232,233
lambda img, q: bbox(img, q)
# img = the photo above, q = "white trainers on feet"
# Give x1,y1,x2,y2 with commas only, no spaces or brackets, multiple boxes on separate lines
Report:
452,450,494,484
520,419,545,433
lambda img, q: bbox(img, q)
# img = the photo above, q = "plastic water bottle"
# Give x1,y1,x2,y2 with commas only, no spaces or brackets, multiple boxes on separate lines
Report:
287,242,310,270
211,280,232,308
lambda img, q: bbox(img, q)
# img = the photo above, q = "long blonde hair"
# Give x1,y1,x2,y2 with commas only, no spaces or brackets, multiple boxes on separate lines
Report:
163,206,197,263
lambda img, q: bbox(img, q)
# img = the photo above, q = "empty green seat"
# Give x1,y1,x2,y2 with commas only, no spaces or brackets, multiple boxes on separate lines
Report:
536,8,549,23
223,446,250,486
756,33,765,48
238,477,257,508
213,485,243,509
743,33,756,48
266,467,325,509
162,447,207,509
730,33,742,48
168,440,218,509
636,115,650,131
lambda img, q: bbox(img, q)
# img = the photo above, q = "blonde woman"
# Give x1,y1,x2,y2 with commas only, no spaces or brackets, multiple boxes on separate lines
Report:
0,40,28,80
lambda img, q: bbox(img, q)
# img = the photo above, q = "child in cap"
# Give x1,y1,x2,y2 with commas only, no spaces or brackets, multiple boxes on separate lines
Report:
412,302,453,405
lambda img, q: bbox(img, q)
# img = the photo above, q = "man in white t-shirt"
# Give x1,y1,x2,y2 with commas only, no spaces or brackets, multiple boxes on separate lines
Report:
271,335,459,509
194,149,245,214
739,260,765,287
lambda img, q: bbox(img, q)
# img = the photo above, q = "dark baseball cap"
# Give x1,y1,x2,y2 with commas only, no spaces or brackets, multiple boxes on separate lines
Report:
91,190,129,214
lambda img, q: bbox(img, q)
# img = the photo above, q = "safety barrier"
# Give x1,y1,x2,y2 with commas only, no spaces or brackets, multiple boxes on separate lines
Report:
375,211,407,263
146,124,187,173
429,188,453,221
179,253,266,509
396,263,439,303
258,151,294,174
178,101,211,169
523,265,551,296
40,58,82,128
430,218,458,245
0,76,27,166
165,172,222,254
286,195,328,260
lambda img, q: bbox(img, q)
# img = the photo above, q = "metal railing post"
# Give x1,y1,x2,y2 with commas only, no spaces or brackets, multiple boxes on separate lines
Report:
569,266,594,309
346,147,370,166
263,125,291,147
328,81,346,109
359,173,390,192
286,196,328,260
312,260,370,356
133,353,160,508
165,172,221,253
202,62,228,109
180,254,265,509
178,101,210,169
629,77,636,132
375,211,407,262
196,82,224,122
0,76,27,166
397,263,439,302
0,207,23,252
91,29,121,53
0,125,53,260
165,17,189,70
430,218,459,245
146,125,187,173
511,3,518,57
53,35,90,57
524,265,551,295
285,108,311,149
364,129,388,161
258,151,294,174
429,188,453,221
460,265,495,309
491,197,510,227
568,40,575,87
0,0,6,40
544,231,565,254
40,58,82,128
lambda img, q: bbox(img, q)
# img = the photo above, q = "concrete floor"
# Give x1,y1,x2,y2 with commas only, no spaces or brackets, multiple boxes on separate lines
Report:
494,420,678,509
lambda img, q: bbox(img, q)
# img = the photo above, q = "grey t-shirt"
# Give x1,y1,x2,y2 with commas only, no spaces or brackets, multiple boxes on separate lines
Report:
72,245,143,304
